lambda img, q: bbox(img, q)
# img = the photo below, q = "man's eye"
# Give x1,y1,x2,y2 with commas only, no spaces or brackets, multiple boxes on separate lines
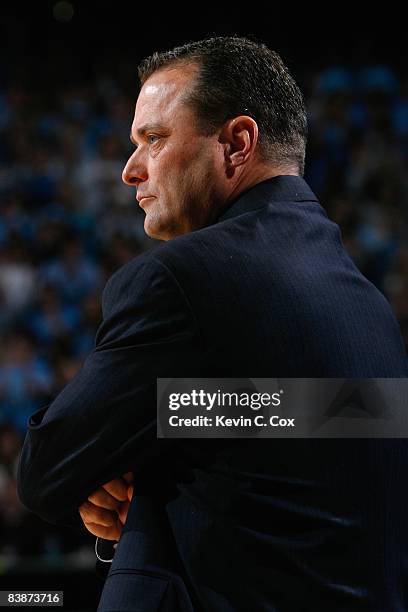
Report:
148,135,159,144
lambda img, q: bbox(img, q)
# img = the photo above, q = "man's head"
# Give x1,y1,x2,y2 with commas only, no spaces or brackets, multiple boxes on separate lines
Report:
122,37,307,240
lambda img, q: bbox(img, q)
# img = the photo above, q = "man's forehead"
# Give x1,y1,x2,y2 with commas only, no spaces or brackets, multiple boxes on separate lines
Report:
133,65,198,126
138,78,181,109
142,63,198,94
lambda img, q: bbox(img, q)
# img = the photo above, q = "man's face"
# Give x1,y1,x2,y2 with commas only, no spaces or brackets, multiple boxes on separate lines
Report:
122,64,226,240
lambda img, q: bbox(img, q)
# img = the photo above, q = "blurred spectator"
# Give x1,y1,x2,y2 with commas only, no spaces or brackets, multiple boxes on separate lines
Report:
0,330,52,433
39,237,102,304
53,355,84,393
0,193,35,245
24,284,81,348
75,133,132,213
0,238,37,317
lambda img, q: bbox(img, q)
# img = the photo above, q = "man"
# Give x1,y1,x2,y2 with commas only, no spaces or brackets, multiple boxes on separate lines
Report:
18,37,407,611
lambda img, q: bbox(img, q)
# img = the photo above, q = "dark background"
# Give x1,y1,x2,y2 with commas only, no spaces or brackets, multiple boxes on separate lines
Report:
0,3,407,610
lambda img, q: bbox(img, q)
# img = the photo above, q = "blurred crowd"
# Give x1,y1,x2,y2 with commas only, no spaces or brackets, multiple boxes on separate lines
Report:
304,65,408,339
0,61,407,561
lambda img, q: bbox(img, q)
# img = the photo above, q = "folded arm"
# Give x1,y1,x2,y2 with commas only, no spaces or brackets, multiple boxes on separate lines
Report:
17,254,198,528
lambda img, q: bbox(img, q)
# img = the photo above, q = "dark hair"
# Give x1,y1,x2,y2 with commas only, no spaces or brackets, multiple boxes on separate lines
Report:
138,37,308,174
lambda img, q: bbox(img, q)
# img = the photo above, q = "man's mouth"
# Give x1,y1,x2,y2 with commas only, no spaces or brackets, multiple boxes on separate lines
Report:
138,196,155,208
136,190,153,201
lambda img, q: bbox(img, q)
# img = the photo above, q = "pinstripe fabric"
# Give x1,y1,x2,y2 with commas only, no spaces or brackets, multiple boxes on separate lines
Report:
19,176,408,611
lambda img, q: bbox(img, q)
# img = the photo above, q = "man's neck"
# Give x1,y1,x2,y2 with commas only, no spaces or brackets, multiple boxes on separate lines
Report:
224,164,299,211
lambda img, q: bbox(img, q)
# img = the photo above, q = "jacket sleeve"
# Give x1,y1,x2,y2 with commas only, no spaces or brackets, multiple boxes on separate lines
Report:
17,254,198,528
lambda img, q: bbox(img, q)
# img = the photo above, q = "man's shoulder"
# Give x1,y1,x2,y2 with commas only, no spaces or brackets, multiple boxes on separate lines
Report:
107,224,230,287
100,244,200,325
100,247,187,319
105,248,167,287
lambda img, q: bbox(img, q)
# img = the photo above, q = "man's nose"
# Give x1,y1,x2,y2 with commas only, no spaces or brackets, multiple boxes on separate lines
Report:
122,150,147,186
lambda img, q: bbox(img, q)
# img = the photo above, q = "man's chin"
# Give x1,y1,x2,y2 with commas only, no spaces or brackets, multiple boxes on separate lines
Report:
144,213,192,241
144,216,171,241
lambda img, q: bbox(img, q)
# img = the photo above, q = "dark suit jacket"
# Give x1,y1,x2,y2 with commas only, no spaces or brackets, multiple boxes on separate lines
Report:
18,176,408,611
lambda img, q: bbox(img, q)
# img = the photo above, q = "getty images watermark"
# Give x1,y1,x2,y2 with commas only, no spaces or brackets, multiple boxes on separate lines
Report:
157,378,408,438
166,389,293,429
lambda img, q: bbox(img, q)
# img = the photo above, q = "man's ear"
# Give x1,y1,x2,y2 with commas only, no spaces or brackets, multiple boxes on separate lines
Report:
219,115,259,168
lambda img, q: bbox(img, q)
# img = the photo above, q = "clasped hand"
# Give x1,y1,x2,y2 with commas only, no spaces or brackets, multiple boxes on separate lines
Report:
79,472,133,541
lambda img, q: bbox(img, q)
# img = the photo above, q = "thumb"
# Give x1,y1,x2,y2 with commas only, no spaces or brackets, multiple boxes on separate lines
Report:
127,484,134,501
118,500,130,525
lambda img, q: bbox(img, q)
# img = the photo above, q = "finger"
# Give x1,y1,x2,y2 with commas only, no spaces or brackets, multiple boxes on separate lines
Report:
84,519,122,541
127,484,134,502
118,500,130,525
102,478,128,502
79,501,117,527
88,488,121,511
122,472,133,484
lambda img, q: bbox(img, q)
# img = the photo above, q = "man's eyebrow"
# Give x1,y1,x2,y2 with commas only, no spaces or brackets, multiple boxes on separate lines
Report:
130,123,164,143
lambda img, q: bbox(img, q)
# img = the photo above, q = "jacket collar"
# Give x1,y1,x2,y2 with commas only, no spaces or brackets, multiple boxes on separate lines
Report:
217,175,319,223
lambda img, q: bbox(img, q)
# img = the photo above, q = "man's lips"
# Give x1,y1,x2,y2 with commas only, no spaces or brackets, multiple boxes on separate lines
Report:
136,193,154,202
136,195,155,206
